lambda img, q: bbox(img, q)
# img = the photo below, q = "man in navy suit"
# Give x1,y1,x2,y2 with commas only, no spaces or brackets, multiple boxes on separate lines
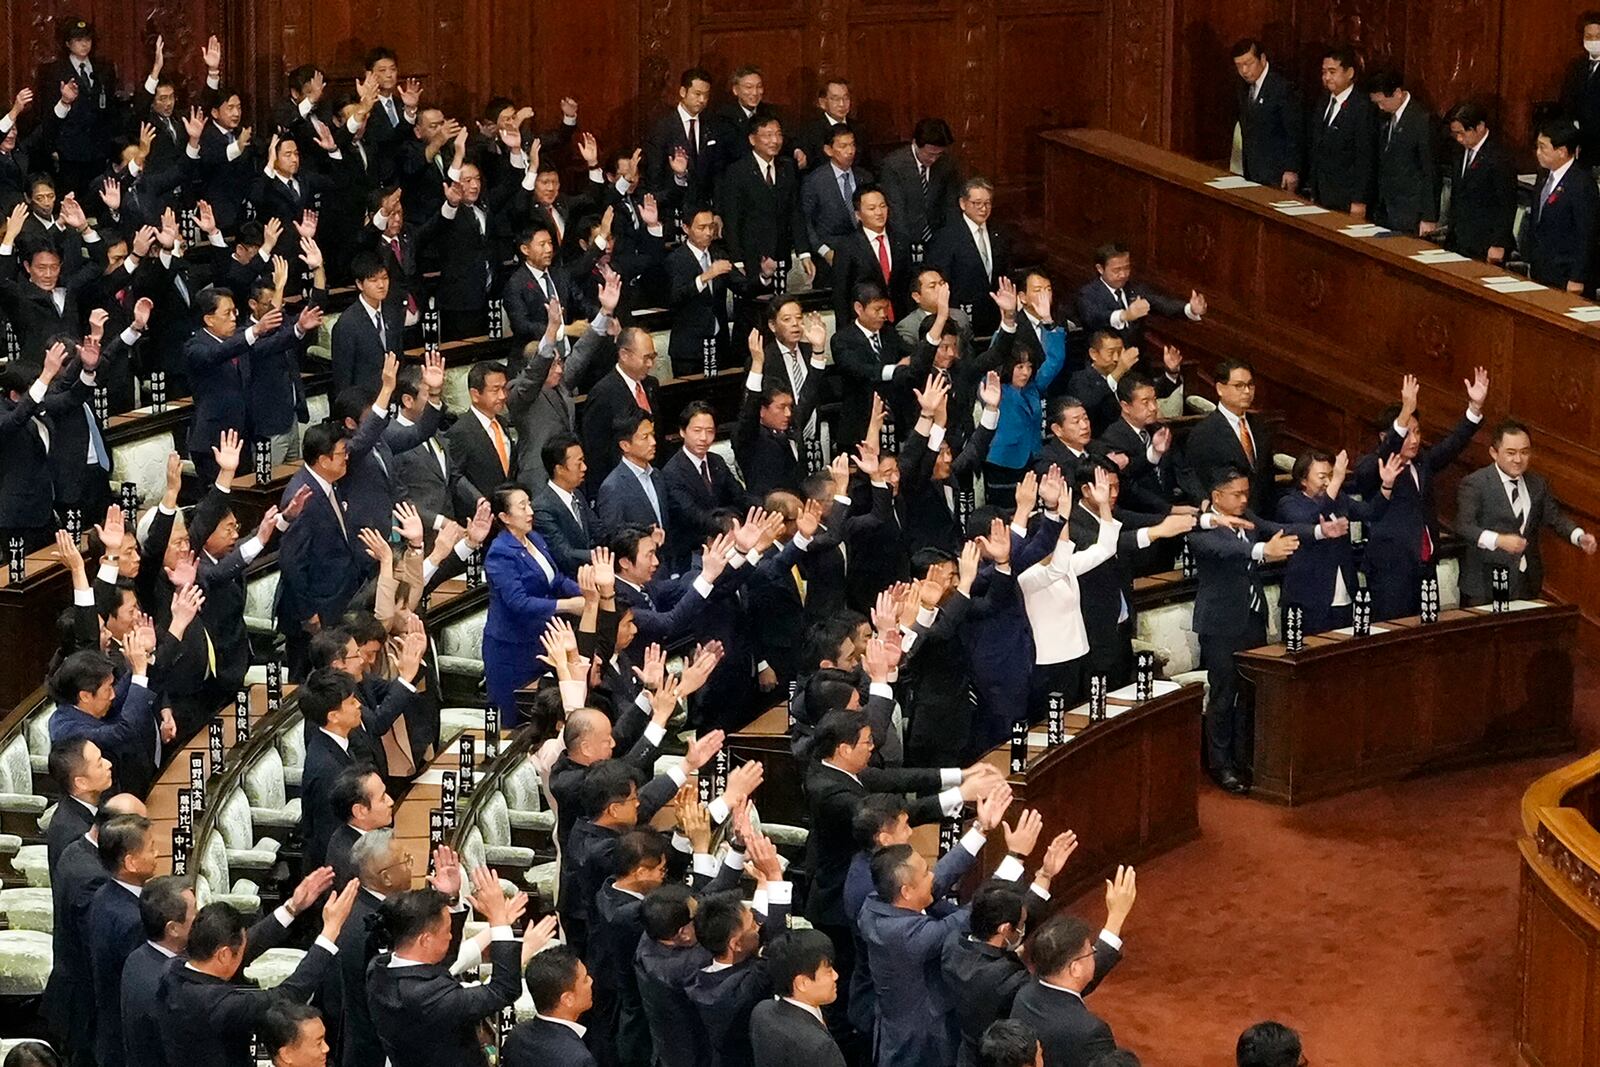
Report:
45,737,106,873
331,252,405,395
1192,468,1320,793
610,523,731,650
662,400,748,572
503,947,596,1067
1073,243,1206,368
503,224,583,345
276,422,368,679
1306,45,1377,216
1354,369,1487,621
1231,38,1303,191
597,410,670,545
446,360,518,513
643,68,718,218
532,433,599,575
802,124,873,278
925,178,1008,335
48,649,159,797
1368,70,1439,238
1521,119,1599,293
184,288,290,485
1444,103,1518,264
193,88,259,236
89,813,160,1067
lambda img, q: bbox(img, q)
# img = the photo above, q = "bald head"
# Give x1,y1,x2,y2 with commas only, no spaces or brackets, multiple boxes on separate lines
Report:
104,793,148,817
617,327,657,380
563,708,615,764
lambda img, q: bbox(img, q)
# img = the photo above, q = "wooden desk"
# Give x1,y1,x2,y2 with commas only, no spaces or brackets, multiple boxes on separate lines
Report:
393,729,486,889
1517,750,1600,1067
1238,602,1578,806
1039,128,1600,650
727,705,805,828
972,685,1202,906
0,545,73,711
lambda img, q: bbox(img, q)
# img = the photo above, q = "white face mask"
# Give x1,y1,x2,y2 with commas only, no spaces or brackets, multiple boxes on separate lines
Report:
1585,39,1600,58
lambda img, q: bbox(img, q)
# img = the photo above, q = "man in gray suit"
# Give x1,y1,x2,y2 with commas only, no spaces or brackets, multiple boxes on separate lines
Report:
801,124,873,273
1455,419,1597,605
876,118,958,254
508,272,618,493
390,367,472,541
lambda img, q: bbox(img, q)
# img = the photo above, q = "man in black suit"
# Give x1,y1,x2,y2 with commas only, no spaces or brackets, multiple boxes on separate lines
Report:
533,434,599,575
643,68,717,215
666,206,740,378
191,88,260,236
0,346,75,559
1521,119,1599,293
749,931,848,1067
331,252,405,394
685,856,794,1067
392,368,470,535
45,736,106,872
1231,38,1303,191
42,18,118,200
1367,70,1439,237
832,280,915,452
925,177,1008,335
1093,374,1185,516
830,183,914,326
802,124,873,276
663,399,747,563
503,224,583,345
1306,45,1378,217
758,298,829,460
183,288,292,485
1455,419,1599,604
942,887,1039,1067
445,361,516,511
580,326,660,494
360,49,416,184
737,327,826,498
1191,468,1320,792
877,118,959,253
0,199,103,370
258,1004,329,1067
1444,103,1517,264
1074,242,1206,366
1181,358,1277,516
1066,331,1181,438
89,814,161,1067
331,357,441,533
712,65,777,154
793,79,864,176
324,766,394,885
1562,14,1600,167
416,159,500,339
720,113,814,298
1008,869,1138,1067
155,885,356,1067
1354,370,1487,621
503,947,596,1067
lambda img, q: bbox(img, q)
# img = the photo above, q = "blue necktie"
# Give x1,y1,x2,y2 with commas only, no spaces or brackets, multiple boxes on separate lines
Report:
639,468,662,525
84,404,110,471
839,170,854,207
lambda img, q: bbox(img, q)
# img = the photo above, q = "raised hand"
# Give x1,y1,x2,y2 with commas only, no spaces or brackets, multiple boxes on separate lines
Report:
990,275,1018,316
1002,807,1044,855
1317,513,1349,539
213,427,243,476
975,783,1015,832
979,369,1002,409
915,373,950,418
59,79,80,107
359,527,392,566
183,107,206,144
55,529,85,578
202,35,223,72
1377,451,1406,490
99,177,122,213
1261,529,1300,561
683,728,725,772
58,194,87,232
466,497,493,547
393,501,424,545
633,642,666,692
577,131,599,168
288,866,335,915
283,485,313,521
1465,366,1489,413
1038,830,1079,880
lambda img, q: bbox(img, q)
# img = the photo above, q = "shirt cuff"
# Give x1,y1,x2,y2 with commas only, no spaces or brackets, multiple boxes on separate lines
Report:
239,535,264,563
447,165,462,181
692,853,719,878
643,722,666,746
1465,406,1483,424
980,408,1000,430
708,796,731,824
0,115,12,136
558,678,587,710
1312,525,1326,541
1184,302,1202,321
693,575,715,598
274,905,295,927
666,765,687,788
879,364,896,382
993,855,1025,882
490,925,514,941
766,880,793,906
298,97,315,117
226,142,242,162
396,678,417,693
1573,528,1588,546
97,560,121,584
73,588,94,606
54,102,71,119
671,832,691,854
938,787,964,817
928,425,947,452
441,203,459,219
131,674,149,689
1099,929,1123,951
940,768,962,789
746,371,762,390
314,935,340,955
1250,543,1266,563
207,74,221,91
959,826,988,856
999,320,1017,334
120,325,142,346
244,325,259,346
868,681,895,701
186,145,201,160
1110,309,1127,329
1136,528,1152,550
792,532,813,551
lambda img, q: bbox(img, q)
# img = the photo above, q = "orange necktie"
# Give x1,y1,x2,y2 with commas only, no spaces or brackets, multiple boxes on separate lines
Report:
490,419,510,474
1239,419,1257,467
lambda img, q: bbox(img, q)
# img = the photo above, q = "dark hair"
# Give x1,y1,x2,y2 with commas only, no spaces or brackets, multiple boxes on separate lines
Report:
1093,242,1129,267
193,287,235,323
188,901,250,960
913,117,955,147
1492,418,1530,447
48,736,94,793
516,223,556,251
609,525,654,565
1211,465,1252,493
760,383,794,411
524,946,585,1012
236,222,265,248
467,361,509,394
1446,101,1489,130
679,399,716,431
852,794,908,851
300,667,358,728
541,432,582,476
308,627,355,671
969,883,1025,940
614,829,668,877
767,297,802,325
1366,67,1404,95
803,667,860,719
1230,38,1264,60
50,650,115,707
288,64,321,93
694,891,749,956
823,123,856,148
364,47,398,71
1291,449,1333,488
331,765,382,820
613,409,652,447
1236,1021,1303,1067
1216,356,1254,384
139,874,191,941
910,547,957,580
680,67,713,90
1545,116,1583,153
490,485,527,525
801,616,861,673
351,251,388,283
731,64,762,82
1321,44,1358,71
482,95,515,123
813,711,870,760
259,1002,322,1059
979,1020,1040,1067
375,887,452,950
852,280,889,309
960,176,993,200
333,385,379,427
342,612,387,648
765,929,835,995
581,759,640,817
1029,913,1094,978
852,181,886,212
870,843,918,900
640,882,695,940
1048,394,1087,428
1111,371,1152,406
302,421,348,466
817,78,850,97
747,113,782,137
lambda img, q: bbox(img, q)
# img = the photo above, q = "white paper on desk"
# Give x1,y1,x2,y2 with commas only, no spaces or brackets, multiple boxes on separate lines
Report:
1327,624,1392,636
1339,224,1387,237
1275,204,1331,216
1206,175,1261,189
1107,680,1181,701
1410,250,1470,264
1482,279,1545,293
1566,306,1600,322
1481,275,1526,286
1471,599,1547,614
1269,199,1303,207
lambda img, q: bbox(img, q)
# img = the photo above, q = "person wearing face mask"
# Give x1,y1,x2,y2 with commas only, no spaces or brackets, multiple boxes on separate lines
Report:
1561,13,1600,167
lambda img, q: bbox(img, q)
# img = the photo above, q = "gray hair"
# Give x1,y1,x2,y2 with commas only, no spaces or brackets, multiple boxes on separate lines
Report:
352,827,397,883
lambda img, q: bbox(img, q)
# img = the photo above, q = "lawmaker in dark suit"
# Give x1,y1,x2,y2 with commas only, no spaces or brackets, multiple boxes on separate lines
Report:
48,651,159,798
89,815,162,1067
332,256,406,394
1444,104,1517,263
504,946,597,1067
1306,46,1378,216
1074,243,1205,364
735,340,826,499
276,425,368,678
1561,22,1600,167
801,125,873,270
832,281,916,452
1521,119,1599,293
749,931,848,1067
1192,470,1317,791
44,738,100,872
1180,358,1277,516
663,400,747,571
43,24,120,197
508,306,606,493
580,328,660,495
876,119,959,249
666,209,742,379
193,92,260,235
332,369,441,534
446,361,518,511
642,69,719,217
1368,72,1439,237
1092,375,1185,517
597,411,671,546
718,116,814,289
1232,40,1303,190
532,434,600,575
1354,370,1487,621
1007,883,1134,1067
0,223,101,374
483,486,583,723
414,160,501,339
1278,450,1395,634
925,178,1008,335
1455,420,1598,605
503,226,584,345
793,80,864,176
830,185,914,326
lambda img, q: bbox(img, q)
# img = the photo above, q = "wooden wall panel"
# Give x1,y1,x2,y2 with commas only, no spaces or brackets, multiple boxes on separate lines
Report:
1169,0,1294,160
992,12,1105,193
845,15,962,157
695,27,810,118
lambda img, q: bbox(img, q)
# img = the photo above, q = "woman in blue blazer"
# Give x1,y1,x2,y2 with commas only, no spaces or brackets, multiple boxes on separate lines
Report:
484,485,585,724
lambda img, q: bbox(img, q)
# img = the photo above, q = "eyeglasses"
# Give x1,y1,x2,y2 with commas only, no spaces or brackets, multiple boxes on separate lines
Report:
379,852,414,873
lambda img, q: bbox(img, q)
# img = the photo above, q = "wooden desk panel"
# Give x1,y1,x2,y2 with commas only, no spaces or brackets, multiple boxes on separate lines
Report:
1238,603,1578,806
1041,130,1600,653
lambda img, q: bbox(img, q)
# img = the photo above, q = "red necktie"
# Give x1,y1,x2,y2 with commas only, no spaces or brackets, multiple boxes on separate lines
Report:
876,234,891,282
390,237,417,317
633,382,651,413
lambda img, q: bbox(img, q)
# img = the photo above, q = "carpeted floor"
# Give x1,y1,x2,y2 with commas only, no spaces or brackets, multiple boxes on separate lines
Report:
1061,755,1566,1067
